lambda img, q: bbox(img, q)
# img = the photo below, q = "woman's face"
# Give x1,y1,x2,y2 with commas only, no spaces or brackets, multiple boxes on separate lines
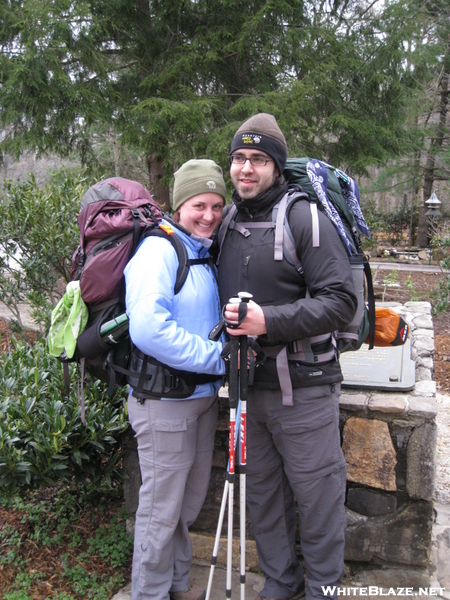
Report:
177,192,224,238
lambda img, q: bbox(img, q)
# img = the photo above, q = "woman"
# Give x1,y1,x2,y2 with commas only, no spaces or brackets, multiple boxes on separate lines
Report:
124,159,227,600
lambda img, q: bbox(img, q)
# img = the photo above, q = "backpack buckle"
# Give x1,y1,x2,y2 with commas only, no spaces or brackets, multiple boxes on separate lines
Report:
165,372,179,390
144,205,159,225
74,248,85,267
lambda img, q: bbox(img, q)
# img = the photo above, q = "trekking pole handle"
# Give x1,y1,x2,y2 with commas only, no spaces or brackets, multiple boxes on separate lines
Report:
237,291,253,304
228,298,240,410
236,293,251,403
209,293,251,341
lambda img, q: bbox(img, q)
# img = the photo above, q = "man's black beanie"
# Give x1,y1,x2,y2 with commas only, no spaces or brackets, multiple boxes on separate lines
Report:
230,113,288,174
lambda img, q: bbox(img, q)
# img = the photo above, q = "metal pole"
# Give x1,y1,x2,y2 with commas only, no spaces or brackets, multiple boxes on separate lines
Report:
206,292,252,599
226,298,240,599
205,480,229,600
237,292,252,600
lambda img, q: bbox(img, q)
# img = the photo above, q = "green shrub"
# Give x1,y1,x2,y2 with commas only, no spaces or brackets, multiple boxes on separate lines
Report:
383,269,399,285
0,174,92,331
0,338,128,495
441,256,450,270
431,275,450,315
405,274,420,301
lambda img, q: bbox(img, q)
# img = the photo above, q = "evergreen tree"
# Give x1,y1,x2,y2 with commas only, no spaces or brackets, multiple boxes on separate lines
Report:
414,0,450,246
0,0,431,203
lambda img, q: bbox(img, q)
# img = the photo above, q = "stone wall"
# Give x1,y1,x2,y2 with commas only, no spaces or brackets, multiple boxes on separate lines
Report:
339,301,436,588
123,301,437,588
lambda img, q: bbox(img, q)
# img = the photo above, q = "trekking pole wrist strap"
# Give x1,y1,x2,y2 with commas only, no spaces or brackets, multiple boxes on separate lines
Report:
222,297,248,329
208,296,249,342
220,337,265,371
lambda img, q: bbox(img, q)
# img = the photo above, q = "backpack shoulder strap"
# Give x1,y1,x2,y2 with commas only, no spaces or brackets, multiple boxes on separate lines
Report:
140,225,191,295
216,204,238,265
272,189,311,273
167,231,191,295
141,223,215,294
274,193,289,261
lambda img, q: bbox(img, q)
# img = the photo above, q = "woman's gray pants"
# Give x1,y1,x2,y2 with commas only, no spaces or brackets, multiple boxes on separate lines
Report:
127,392,219,600
246,383,347,600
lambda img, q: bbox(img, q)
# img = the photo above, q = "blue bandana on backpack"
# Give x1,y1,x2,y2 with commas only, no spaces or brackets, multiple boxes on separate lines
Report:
305,159,370,255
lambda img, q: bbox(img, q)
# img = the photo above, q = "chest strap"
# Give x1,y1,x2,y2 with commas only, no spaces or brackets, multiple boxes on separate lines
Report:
264,334,337,406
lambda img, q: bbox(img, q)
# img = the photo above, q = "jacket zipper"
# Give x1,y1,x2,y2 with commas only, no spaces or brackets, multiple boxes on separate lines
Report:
244,255,250,278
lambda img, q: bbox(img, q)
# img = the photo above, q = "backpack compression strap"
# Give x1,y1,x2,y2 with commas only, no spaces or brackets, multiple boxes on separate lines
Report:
130,205,159,255
365,257,376,349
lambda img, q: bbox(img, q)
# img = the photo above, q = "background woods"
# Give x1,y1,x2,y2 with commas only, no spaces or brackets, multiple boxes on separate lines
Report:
0,0,448,212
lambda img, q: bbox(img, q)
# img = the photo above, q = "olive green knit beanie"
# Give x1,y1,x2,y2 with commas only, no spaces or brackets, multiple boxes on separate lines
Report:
172,159,227,212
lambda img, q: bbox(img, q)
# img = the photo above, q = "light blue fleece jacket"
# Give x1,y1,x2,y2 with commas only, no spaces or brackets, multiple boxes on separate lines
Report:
124,219,225,400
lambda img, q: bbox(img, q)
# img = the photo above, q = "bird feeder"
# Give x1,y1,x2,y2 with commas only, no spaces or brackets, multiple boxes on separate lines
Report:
425,192,442,216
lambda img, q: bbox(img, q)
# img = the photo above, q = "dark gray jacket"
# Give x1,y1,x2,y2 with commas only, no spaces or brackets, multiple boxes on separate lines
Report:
218,184,358,389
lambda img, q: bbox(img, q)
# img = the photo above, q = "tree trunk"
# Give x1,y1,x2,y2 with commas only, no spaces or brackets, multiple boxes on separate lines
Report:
409,152,421,247
147,154,170,211
110,127,120,177
417,162,434,248
417,70,449,247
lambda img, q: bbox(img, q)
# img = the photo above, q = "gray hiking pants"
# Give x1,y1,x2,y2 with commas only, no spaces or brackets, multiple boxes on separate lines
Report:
128,392,219,600
246,383,347,600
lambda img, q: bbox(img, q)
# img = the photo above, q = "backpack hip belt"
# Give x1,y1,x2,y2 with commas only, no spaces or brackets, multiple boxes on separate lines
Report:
264,333,337,406
127,347,222,402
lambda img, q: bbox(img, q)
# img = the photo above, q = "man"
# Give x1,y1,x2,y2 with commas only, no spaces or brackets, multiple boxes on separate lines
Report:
217,113,357,600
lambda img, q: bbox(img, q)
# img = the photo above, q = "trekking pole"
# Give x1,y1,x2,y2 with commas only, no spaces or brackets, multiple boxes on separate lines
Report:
205,478,228,600
205,294,252,600
205,402,241,600
205,396,240,600
226,297,240,599
239,366,247,600
205,297,241,600
237,292,252,600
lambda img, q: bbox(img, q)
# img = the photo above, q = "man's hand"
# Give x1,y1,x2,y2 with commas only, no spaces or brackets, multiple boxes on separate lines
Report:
223,300,267,336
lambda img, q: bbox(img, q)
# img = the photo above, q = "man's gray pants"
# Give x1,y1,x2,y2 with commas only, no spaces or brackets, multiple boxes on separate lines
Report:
246,383,346,600
128,392,219,600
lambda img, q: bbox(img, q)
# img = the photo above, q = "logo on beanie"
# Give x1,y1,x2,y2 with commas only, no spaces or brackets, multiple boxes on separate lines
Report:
242,134,261,145
206,180,217,189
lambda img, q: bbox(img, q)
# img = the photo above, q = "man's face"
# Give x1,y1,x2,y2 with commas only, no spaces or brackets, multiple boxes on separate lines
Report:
230,149,278,200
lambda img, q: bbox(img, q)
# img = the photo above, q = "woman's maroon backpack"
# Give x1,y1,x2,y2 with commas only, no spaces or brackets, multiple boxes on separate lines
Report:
60,178,190,413
71,177,162,304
